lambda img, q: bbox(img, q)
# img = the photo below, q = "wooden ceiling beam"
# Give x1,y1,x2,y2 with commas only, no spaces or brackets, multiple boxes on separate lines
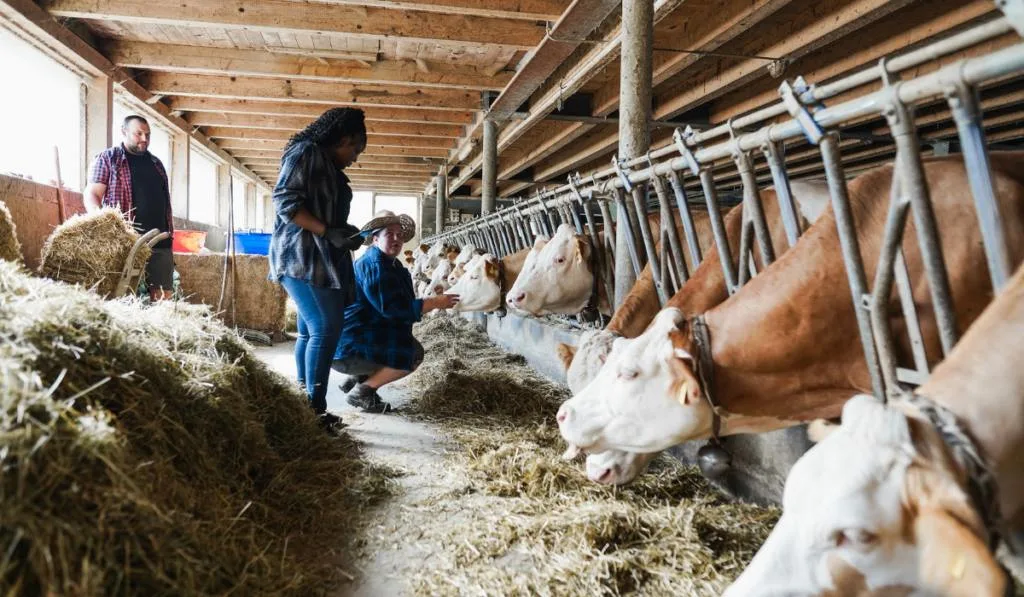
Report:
43,0,544,50
219,142,451,158
144,73,479,111
107,41,510,91
167,97,475,124
203,127,454,149
185,113,463,138
305,0,568,22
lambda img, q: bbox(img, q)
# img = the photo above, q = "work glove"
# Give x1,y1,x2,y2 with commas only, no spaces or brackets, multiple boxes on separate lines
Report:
323,227,365,251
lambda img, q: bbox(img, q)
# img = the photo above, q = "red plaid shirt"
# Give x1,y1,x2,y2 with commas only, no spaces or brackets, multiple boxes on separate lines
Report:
87,144,174,236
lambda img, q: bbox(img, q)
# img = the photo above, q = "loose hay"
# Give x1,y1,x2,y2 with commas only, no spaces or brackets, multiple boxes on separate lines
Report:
37,208,149,298
175,253,288,334
394,314,778,596
0,198,21,264
0,261,395,596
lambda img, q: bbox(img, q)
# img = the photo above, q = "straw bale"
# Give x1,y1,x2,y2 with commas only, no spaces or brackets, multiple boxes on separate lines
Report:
175,253,288,333
0,198,21,265
0,261,394,595
37,208,148,298
285,298,298,332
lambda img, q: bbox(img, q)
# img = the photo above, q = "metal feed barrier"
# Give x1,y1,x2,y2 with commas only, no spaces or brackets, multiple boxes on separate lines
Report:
426,7,1024,400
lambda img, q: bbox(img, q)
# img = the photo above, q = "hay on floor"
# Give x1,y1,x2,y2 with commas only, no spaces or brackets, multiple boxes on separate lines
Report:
175,253,288,334
0,260,394,595
37,208,149,298
393,313,777,596
0,198,22,264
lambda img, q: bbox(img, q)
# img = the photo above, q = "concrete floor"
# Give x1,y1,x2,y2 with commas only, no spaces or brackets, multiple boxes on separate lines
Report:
252,340,455,596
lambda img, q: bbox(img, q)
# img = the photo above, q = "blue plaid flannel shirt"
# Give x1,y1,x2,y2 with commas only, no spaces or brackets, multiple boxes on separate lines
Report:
335,246,425,371
268,140,357,293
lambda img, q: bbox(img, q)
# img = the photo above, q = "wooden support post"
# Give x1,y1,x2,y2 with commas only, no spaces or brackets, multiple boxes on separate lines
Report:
170,132,190,219
481,119,498,214
435,169,447,233
369,191,377,216
217,164,231,228
614,0,653,308
83,75,113,187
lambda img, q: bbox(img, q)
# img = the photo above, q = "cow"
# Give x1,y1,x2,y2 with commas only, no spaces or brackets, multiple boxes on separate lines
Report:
556,153,1024,461
725,259,1024,597
558,182,832,485
421,258,455,298
447,245,534,313
447,244,481,287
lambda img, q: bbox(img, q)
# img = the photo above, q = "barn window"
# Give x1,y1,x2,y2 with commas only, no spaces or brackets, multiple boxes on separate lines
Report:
187,142,219,225
0,25,83,189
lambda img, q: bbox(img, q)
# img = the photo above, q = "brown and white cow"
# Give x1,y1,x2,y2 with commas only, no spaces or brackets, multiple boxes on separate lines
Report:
726,259,1024,597
446,245,533,313
557,153,1024,458
559,182,831,485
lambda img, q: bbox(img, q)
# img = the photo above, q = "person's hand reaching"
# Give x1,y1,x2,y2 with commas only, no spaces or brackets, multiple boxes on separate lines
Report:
424,294,460,312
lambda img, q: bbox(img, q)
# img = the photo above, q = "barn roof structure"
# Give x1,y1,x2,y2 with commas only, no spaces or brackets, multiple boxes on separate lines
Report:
5,0,1019,226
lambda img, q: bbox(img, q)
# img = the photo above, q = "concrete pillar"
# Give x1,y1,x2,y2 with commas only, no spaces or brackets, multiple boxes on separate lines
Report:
263,193,274,231
170,133,190,219
217,164,231,228
245,183,257,229
83,75,112,189
435,168,447,233
481,119,498,214
369,191,377,216
614,0,653,308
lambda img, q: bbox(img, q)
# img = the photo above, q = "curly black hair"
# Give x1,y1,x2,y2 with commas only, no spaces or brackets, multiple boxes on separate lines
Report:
285,107,367,151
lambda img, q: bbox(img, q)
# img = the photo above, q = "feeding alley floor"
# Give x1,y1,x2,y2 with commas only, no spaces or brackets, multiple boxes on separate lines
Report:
253,320,778,597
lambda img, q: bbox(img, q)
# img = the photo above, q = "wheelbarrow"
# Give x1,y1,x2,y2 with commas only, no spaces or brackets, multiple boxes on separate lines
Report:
113,228,171,297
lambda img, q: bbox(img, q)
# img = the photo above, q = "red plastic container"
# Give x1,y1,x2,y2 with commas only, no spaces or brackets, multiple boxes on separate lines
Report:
172,229,207,253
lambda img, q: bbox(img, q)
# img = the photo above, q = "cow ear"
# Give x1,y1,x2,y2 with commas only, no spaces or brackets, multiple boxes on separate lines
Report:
484,260,499,279
574,236,592,265
914,506,1006,597
666,328,701,406
555,342,577,372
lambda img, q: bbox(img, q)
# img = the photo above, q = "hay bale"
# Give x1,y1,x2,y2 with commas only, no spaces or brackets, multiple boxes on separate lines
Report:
37,208,148,298
175,253,288,334
285,298,298,332
0,198,22,264
0,260,394,595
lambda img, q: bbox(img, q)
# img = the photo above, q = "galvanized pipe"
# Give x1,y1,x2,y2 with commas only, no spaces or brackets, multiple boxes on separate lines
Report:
732,139,776,267
613,187,645,278
736,218,754,287
945,78,1012,292
819,133,885,399
883,84,959,355
869,182,912,396
668,170,704,268
581,195,616,310
651,172,688,288
761,139,803,247
631,182,668,304
698,167,738,293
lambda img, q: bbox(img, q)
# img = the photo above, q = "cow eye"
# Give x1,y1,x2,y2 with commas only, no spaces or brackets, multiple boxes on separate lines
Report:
556,256,567,264
470,275,479,280
832,528,878,549
618,368,639,380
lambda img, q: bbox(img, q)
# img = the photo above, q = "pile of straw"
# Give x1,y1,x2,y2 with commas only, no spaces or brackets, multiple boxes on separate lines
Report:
395,314,777,595
0,198,21,264
0,261,393,595
37,208,148,298
285,298,298,332
175,253,288,334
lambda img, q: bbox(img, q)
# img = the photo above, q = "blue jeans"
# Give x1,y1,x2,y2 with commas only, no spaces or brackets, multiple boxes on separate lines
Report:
280,276,347,413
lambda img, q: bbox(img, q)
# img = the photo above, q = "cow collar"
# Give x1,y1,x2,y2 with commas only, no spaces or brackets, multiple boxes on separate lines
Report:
690,315,723,441
897,391,1006,554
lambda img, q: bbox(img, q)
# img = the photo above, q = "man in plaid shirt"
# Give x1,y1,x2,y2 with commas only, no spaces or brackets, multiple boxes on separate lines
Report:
85,115,174,300
333,211,459,413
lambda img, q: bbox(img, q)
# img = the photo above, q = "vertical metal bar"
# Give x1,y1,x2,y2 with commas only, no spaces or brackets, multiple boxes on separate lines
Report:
884,89,959,355
651,172,689,286
698,168,738,293
893,250,931,376
668,170,703,268
869,183,912,395
631,184,668,304
582,196,615,310
732,142,776,266
946,82,1011,292
762,140,803,247
597,198,616,256
613,187,644,278
819,133,885,399
736,218,754,288
568,202,585,234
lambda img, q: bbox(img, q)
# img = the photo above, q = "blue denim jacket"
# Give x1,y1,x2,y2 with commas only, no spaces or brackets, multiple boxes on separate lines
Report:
268,140,358,294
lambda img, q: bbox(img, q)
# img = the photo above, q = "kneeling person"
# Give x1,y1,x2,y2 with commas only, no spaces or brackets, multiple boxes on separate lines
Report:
333,210,459,412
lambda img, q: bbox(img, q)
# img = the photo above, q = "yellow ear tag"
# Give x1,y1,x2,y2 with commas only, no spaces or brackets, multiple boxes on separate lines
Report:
676,381,689,406
950,553,966,580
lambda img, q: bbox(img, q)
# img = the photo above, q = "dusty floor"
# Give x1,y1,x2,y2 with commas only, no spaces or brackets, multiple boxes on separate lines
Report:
254,340,468,597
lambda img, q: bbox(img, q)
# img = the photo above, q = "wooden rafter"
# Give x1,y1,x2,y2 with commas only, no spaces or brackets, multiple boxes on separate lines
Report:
185,113,463,138
107,41,511,91
43,0,545,50
304,0,567,22
143,72,479,111
167,98,475,125
203,128,454,149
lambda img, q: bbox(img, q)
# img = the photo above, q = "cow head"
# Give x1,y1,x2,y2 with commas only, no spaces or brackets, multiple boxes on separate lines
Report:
421,260,454,298
556,330,619,394
556,308,713,454
506,224,593,315
725,394,1005,597
449,253,503,312
584,449,658,485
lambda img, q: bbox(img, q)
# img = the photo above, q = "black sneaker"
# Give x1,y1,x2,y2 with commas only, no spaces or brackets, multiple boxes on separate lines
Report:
362,393,393,414
318,411,345,430
339,376,359,394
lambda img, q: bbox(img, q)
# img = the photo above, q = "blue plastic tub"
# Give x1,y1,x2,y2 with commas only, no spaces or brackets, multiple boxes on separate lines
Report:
233,232,272,255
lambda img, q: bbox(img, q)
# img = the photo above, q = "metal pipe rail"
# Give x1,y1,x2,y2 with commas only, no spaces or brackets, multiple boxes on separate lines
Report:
425,17,1014,243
